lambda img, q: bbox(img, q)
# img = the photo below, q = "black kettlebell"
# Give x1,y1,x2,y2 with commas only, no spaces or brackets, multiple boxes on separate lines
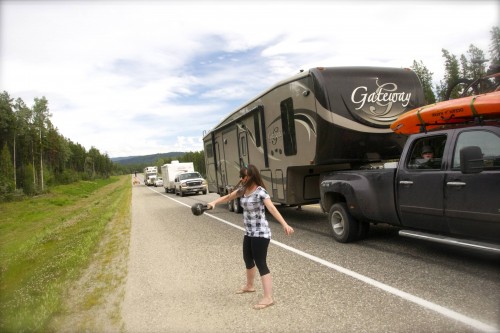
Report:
191,203,209,216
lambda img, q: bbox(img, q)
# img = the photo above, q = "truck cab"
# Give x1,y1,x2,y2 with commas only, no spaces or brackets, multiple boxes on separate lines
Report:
146,175,157,186
396,125,500,243
319,123,500,248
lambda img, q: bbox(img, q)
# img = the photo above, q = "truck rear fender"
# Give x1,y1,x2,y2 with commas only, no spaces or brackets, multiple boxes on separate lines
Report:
320,175,363,221
321,170,400,225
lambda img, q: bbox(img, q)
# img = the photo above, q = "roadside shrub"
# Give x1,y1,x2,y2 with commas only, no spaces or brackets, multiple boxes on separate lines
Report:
56,169,81,184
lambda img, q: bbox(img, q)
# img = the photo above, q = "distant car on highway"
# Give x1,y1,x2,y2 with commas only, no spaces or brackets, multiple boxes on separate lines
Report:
154,177,163,187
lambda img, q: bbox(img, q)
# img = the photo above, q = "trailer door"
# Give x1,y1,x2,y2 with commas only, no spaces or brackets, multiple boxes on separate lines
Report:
221,125,239,191
239,130,249,168
214,133,225,193
204,139,217,193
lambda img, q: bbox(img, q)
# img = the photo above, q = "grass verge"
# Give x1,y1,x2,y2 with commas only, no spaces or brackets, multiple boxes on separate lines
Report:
0,175,132,332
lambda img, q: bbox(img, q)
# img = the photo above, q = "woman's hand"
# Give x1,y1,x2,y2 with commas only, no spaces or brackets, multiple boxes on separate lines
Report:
283,223,294,236
263,198,294,236
207,191,237,211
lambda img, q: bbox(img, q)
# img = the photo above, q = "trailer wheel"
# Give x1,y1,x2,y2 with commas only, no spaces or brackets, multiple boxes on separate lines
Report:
328,203,359,243
233,197,243,214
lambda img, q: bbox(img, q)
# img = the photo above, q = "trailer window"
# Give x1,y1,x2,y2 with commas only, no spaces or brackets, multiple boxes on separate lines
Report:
240,136,247,156
205,143,213,158
280,97,297,156
253,113,261,148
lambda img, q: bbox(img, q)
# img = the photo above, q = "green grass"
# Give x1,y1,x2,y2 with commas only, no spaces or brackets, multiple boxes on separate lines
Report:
0,176,132,332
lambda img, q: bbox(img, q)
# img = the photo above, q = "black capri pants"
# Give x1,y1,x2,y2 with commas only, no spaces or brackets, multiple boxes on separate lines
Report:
242,235,271,276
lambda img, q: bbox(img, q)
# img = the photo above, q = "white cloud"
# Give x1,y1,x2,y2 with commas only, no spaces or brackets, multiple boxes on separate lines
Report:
1,0,498,157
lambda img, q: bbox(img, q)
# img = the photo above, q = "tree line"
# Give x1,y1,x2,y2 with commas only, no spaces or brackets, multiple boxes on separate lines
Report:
153,151,206,177
1,26,498,200
118,150,207,177
0,93,117,199
411,26,499,104
112,151,206,178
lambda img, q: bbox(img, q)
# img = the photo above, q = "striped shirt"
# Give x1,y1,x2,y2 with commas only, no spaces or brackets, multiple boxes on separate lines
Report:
240,186,271,238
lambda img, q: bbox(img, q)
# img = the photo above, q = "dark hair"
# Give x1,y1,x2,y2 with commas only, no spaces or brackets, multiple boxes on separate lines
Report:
240,164,266,190
422,145,433,154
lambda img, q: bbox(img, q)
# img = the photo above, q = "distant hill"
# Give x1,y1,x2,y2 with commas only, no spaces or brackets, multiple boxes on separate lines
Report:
111,152,185,165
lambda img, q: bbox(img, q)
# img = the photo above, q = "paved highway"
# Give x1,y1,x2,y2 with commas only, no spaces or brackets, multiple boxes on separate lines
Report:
122,181,500,333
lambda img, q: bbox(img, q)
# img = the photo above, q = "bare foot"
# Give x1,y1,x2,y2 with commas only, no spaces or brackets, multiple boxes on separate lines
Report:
235,286,255,294
253,298,274,310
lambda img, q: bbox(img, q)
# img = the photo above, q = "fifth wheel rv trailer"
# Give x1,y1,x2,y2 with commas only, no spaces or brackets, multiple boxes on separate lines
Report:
202,67,425,210
161,161,194,193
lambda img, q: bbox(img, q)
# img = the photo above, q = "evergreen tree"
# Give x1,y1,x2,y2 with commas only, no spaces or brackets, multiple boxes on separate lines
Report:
22,163,35,196
179,151,206,176
411,60,436,104
465,44,487,79
489,26,500,71
32,97,52,192
68,140,86,172
13,98,32,190
436,49,460,100
0,92,15,152
0,143,15,196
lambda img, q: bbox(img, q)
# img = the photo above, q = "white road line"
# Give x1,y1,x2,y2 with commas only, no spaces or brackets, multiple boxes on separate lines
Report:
150,187,499,333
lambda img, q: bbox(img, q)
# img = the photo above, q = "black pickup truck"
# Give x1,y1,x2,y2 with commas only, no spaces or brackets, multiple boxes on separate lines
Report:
319,123,500,251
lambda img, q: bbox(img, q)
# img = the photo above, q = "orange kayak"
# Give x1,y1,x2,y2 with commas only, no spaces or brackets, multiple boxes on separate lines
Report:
390,90,500,135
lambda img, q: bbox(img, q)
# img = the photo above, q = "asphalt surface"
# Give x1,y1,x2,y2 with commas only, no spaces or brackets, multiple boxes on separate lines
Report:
122,180,500,333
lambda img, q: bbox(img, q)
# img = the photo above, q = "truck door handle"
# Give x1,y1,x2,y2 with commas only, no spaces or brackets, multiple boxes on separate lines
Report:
446,181,466,187
399,180,413,185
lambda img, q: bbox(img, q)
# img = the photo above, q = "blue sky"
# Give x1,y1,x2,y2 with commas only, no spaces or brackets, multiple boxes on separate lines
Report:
1,0,498,157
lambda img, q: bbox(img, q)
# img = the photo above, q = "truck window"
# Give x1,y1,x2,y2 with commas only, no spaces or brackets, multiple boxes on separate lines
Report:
452,130,500,170
181,172,201,179
280,97,297,156
407,135,447,170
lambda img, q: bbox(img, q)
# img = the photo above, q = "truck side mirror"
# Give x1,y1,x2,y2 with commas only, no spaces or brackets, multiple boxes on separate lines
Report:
460,146,484,174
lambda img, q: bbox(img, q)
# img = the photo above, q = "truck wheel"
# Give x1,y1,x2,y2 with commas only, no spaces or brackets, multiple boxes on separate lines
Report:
233,197,243,214
228,199,235,212
180,190,185,197
328,203,359,243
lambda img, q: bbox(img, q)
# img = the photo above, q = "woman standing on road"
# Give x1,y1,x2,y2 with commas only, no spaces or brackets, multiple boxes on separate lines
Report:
207,164,294,310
